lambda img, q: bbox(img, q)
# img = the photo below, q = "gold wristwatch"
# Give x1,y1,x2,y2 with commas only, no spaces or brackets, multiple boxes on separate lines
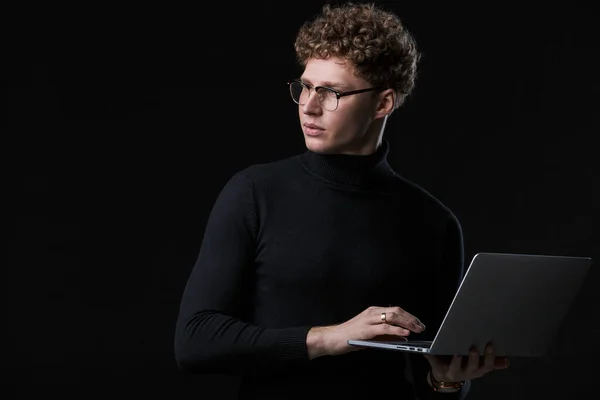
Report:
428,370,464,392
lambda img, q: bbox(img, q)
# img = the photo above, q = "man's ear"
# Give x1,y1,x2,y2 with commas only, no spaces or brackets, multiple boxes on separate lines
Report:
374,88,396,119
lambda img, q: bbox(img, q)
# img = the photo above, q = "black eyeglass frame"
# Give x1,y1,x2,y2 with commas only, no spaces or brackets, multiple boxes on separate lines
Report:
287,79,384,111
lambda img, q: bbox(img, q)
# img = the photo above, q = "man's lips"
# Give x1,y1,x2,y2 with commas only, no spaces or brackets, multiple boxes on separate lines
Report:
303,123,325,136
304,124,325,136
303,123,325,130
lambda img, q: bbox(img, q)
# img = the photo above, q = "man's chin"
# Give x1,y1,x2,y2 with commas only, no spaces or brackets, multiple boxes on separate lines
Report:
304,136,334,153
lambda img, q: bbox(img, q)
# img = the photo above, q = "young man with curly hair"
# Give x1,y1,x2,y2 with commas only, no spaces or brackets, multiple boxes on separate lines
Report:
174,2,509,399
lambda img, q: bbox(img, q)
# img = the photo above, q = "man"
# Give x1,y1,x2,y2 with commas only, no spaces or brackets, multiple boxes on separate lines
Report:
174,2,509,398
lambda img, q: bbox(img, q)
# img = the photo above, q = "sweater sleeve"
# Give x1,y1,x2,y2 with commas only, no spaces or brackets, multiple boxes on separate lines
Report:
173,171,311,375
411,212,472,399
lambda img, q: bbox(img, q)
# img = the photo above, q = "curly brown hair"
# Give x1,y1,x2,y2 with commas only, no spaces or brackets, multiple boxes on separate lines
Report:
294,2,420,109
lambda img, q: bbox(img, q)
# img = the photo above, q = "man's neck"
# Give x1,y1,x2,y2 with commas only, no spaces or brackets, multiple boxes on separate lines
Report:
337,116,387,156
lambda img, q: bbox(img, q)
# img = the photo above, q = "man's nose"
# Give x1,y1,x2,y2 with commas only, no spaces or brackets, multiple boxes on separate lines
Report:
302,91,322,115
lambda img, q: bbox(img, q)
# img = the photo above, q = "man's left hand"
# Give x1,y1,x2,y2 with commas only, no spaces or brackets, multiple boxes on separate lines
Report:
424,343,510,382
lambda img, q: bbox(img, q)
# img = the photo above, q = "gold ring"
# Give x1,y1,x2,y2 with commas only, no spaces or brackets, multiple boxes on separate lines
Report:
381,312,387,324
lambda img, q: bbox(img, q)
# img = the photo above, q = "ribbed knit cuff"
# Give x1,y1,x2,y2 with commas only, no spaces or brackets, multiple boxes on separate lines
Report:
273,326,312,362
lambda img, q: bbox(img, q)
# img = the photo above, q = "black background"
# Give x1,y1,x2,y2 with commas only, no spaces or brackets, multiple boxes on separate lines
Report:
6,1,599,397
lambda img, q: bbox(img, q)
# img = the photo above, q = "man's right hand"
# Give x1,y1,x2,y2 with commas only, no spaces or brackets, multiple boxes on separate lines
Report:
306,305,426,359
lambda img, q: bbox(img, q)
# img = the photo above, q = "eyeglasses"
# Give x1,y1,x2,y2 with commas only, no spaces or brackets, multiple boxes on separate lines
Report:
288,79,382,111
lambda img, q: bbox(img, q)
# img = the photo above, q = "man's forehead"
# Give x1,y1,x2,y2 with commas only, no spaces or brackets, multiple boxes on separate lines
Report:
300,76,350,89
301,58,359,88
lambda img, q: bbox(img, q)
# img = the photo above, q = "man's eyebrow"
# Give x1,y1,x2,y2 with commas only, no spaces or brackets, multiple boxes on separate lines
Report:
300,77,349,89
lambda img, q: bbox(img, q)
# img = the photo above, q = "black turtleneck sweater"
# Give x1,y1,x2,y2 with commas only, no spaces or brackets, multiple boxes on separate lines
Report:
174,141,469,399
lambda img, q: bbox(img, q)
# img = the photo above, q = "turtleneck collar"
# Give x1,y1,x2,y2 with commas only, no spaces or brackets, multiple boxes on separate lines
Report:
297,140,396,188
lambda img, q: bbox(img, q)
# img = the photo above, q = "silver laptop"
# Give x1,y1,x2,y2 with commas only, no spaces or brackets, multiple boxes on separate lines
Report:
348,252,592,357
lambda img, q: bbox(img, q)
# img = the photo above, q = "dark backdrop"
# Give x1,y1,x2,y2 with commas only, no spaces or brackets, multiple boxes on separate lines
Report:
6,1,598,397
